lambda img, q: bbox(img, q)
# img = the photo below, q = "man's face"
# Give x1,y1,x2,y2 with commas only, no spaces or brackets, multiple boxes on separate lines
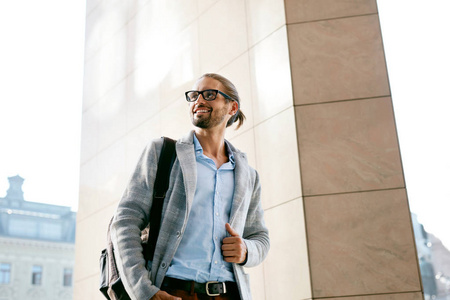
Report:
189,77,232,129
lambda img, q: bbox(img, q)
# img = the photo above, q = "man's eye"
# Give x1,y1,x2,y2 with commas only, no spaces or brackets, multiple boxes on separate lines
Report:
204,91,215,99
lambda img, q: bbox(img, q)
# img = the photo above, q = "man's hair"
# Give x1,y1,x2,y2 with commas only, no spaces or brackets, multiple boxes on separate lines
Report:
199,73,246,129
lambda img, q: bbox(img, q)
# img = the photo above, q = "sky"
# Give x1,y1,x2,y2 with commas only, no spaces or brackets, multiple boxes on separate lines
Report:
0,0,85,210
377,0,450,249
0,1,449,248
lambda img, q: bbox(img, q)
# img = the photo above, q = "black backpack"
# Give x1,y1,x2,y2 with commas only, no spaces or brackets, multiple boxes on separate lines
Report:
99,137,177,300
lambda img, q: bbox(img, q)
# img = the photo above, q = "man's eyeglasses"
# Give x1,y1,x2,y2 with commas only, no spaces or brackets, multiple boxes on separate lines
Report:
185,89,232,102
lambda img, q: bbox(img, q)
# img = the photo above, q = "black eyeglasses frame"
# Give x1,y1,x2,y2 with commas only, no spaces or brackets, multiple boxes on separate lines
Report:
185,89,232,102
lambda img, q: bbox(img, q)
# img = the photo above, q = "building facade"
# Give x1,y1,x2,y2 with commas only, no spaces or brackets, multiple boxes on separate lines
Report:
412,213,450,300
0,175,76,300
76,1,423,299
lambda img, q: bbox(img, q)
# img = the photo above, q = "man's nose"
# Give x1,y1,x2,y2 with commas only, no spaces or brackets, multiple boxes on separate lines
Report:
195,93,208,103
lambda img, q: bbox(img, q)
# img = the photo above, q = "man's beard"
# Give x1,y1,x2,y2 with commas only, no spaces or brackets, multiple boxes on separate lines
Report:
191,105,228,129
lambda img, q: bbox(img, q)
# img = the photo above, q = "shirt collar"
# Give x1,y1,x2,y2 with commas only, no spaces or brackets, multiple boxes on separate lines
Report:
193,133,235,165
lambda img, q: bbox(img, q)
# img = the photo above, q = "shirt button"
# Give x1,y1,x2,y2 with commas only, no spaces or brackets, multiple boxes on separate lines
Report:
176,231,181,237
161,262,167,269
215,212,219,216
214,261,218,264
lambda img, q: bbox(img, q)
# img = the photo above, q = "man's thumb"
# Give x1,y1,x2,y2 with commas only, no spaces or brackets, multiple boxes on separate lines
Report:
225,223,239,236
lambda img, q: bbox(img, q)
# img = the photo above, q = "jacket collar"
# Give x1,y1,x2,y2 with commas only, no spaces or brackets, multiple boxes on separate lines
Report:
179,130,195,145
176,131,197,210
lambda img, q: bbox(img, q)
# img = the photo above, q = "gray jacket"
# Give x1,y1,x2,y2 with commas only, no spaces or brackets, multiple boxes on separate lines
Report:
110,131,270,300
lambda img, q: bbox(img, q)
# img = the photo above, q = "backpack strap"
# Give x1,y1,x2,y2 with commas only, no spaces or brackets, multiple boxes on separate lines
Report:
101,137,177,299
146,137,177,260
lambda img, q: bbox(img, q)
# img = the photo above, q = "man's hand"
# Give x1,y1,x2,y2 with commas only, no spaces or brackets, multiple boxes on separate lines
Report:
222,223,247,264
150,290,181,300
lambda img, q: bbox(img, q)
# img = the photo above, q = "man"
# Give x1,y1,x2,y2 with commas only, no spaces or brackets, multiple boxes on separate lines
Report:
111,73,269,300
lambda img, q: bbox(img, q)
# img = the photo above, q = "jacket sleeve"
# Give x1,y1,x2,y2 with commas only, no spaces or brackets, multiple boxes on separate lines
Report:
241,170,270,268
110,139,163,300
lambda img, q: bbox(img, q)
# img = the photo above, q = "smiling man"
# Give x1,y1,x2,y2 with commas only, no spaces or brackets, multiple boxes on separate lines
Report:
111,73,270,300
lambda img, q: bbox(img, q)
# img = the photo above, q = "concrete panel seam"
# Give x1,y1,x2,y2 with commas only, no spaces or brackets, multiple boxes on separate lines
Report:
247,24,287,52
302,186,406,199
286,12,379,26
264,196,302,212
310,290,423,299
74,271,99,283
293,95,391,108
252,105,294,128
76,200,117,223
82,69,133,114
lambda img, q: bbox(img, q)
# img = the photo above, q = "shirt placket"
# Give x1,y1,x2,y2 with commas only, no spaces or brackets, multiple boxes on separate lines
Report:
210,167,222,280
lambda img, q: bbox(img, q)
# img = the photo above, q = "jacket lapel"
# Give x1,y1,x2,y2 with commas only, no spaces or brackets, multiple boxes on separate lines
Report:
176,131,197,210
229,148,249,227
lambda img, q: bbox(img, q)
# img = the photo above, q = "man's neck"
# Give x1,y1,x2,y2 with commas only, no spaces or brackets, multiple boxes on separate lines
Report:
194,127,228,167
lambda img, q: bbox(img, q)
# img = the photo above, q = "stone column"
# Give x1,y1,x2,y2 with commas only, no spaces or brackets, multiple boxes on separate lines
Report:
277,1,423,299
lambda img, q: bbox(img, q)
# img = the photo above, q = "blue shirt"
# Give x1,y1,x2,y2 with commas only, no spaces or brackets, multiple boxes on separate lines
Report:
165,134,236,282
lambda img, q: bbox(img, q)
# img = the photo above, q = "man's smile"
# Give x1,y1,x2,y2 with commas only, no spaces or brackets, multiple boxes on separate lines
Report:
193,107,211,115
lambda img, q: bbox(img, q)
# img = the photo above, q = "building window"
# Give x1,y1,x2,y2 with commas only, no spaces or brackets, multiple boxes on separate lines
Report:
63,268,72,287
31,265,43,285
0,263,11,284
40,222,62,240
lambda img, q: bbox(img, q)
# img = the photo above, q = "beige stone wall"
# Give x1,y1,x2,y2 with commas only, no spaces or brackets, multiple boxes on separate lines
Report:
0,237,74,300
75,0,422,299
286,1,422,299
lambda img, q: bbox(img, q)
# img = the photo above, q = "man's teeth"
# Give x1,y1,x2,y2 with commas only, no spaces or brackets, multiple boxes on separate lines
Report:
196,110,209,113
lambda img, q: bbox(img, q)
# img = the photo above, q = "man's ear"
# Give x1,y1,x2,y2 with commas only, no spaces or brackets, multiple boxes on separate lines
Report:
229,101,239,115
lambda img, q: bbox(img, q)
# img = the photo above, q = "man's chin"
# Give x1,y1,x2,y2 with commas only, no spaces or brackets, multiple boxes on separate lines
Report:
191,117,210,129
193,123,209,129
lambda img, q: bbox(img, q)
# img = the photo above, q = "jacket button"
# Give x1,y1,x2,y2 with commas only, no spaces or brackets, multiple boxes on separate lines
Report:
176,231,181,237
161,262,167,269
